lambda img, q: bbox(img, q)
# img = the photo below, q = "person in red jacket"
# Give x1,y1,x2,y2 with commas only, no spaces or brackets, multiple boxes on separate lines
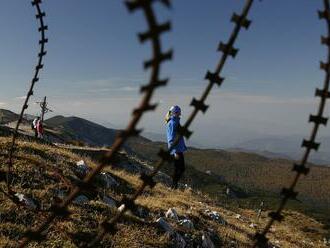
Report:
36,119,44,139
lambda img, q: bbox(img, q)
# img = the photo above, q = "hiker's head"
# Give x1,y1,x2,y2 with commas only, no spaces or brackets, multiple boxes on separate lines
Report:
170,105,181,117
165,105,181,123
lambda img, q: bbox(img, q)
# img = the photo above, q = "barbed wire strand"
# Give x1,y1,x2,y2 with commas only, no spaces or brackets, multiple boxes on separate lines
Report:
87,0,255,246
6,0,48,192
253,0,330,247
18,0,172,246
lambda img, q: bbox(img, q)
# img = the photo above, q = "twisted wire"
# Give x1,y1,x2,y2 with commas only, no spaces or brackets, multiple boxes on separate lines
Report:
18,0,172,246
6,0,48,192
88,0,255,246
253,0,330,246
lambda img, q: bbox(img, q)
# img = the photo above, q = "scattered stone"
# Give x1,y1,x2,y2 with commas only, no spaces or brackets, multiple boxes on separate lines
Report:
156,217,174,234
205,170,212,175
102,195,116,208
206,229,222,247
249,223,257,228
256,201,264,219
204,209,226,224
165,208,179,221
73,195,89,204
179,218,194,229
14,193,37,210
184,184,193,192
235,214,241,219
96,172,119,189
173,233,187,248
118,204,125,212
137,207,149,218
230,240,238,247
202,232,215,248
75,160,90,177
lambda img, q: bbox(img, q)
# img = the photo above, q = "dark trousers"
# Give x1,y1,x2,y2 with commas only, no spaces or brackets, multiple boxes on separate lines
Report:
172,152,185,189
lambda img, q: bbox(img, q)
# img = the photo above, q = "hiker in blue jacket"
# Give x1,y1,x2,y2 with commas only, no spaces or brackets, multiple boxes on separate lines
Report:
165,105,187,189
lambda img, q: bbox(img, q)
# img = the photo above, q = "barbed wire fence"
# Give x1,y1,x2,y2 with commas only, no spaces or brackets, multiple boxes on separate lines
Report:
253,0,330,246
87,0,256,246
2,0,328,247
0,0,72,236
18,0,173,246
5,0,48,194
16,0,257,246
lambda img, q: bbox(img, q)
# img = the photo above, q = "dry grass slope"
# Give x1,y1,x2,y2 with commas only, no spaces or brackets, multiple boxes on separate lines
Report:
0,137,328,247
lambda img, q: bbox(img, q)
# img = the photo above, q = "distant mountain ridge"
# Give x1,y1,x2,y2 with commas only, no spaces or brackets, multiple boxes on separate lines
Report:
45,115,121,146
0,109,329,223
234,136,330,165
1,108,330,164
0,109,21,124
44,115,150,148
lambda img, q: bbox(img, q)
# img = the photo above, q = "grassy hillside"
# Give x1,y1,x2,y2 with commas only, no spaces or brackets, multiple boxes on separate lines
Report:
125,141,330,221
0,109,20,125
45,115,119,146
0,137,328,247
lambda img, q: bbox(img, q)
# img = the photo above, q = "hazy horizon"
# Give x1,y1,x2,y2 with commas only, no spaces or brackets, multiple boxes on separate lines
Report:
0,0,329,151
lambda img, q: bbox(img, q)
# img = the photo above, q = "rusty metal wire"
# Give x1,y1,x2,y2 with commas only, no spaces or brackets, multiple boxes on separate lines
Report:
6,0,48,192
253,1,330,247
18,0,172,246
87,0,255,246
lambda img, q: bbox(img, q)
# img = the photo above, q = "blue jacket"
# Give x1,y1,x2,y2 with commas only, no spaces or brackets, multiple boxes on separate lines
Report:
166,116,187,154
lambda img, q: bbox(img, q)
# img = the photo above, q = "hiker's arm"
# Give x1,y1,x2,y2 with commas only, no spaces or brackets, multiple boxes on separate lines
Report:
167,121,176,147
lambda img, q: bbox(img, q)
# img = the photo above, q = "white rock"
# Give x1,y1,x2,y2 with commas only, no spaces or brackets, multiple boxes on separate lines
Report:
73,195,89,204
165,208,179,221
235,214,241,219
98,172,119,188
118,204,125,212
202,233,215,248
179,219,194,229
156,217,174,234
76,160,85,166
14,193,37,210
249,223,257,228
75,160,90,176
102,196,116,208
204,209,226,224
205,170,212,175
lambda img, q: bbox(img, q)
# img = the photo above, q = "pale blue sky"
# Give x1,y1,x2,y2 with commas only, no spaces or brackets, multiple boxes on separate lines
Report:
0,0,329,147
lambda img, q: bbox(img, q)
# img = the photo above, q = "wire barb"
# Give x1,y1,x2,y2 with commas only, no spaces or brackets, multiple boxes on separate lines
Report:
205,71,225,86
218,42,239,57
292,164,310,175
